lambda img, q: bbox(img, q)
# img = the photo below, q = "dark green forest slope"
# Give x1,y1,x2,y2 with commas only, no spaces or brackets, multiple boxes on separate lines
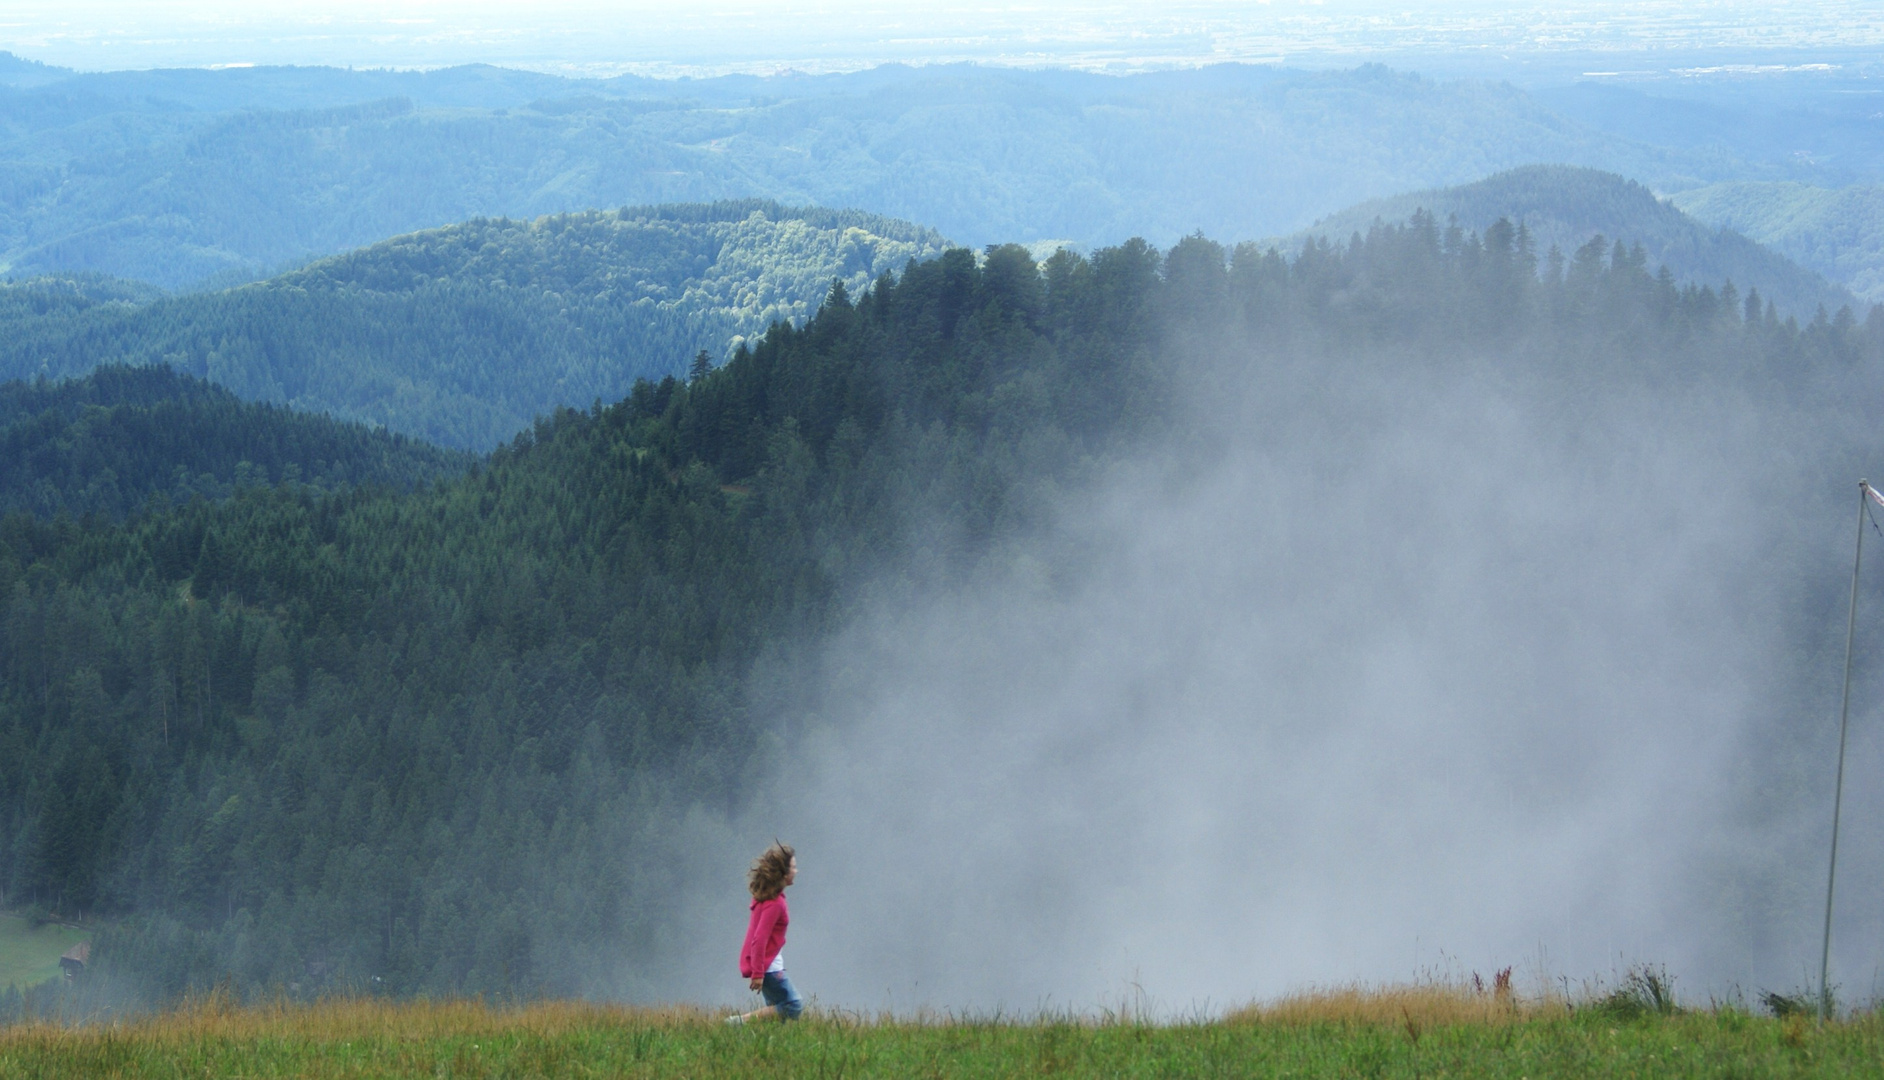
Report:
2,222,1880,1005
1294,166,1855,318
0,202,945,449
0,366,469,520
0,240,1164,1000
0,58,1783,289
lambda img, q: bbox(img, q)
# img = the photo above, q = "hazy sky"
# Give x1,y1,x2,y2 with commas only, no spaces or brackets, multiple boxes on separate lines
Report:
4,1,1881,76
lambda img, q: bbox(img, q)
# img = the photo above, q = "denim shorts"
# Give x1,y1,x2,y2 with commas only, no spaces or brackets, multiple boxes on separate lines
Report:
761,970,804,1020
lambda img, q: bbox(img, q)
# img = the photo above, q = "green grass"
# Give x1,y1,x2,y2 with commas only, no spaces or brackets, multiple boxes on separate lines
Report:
0,915,87,992
0,996,1878,1078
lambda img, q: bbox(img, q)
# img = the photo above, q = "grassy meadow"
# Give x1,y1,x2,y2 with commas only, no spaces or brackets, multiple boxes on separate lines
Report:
0,915,86,992
1,984,1878,1078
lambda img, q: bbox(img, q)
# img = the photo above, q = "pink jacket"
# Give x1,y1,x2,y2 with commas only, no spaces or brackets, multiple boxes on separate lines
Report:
739,895,789,978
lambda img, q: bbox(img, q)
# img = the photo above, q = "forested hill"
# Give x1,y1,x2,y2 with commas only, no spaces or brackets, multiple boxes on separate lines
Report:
0,202,946,450
1292,166,1855,319
1,222,1880,1007
1671,181,1884,307
0,366,470,520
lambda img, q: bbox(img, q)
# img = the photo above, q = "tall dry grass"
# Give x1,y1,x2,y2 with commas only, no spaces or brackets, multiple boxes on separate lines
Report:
1228,977,1569,1028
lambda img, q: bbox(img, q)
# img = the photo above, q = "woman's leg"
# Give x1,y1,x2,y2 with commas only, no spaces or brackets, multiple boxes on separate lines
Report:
730,972,802,1022
761,971,804,1021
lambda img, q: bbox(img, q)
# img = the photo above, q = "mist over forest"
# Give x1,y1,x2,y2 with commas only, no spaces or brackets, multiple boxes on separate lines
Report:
4,13,1884,1021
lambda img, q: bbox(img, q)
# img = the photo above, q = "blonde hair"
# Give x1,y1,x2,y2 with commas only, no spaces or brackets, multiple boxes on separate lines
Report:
748,842,795,901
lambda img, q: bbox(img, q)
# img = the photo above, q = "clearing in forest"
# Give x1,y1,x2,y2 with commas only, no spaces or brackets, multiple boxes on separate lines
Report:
0,915,87,992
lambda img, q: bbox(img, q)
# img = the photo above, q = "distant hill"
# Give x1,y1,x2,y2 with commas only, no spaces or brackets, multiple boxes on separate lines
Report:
1289,166,1857,319
0,201,947,449
0,60,1780,289
1533,78,1884,190
0,51,68,89
0,365,468,519
1669,182,1884,307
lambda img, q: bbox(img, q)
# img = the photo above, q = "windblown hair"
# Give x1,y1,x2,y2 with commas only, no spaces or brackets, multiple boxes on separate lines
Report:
748,842,796,901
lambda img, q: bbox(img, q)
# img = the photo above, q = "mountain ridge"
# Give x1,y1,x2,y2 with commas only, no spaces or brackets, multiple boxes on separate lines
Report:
0,60,1803,290
1288,165,1858,319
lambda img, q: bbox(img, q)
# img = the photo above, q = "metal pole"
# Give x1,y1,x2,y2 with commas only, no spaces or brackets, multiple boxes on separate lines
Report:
1820,479,1867,1019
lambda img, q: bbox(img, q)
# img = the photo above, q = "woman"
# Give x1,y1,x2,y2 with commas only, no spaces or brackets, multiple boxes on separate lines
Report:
727,842,803,1023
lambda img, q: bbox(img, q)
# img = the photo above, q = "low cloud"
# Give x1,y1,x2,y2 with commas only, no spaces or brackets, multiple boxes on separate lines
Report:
722,339,1883,1013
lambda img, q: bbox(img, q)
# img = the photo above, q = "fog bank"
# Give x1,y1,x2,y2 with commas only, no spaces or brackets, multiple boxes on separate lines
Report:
716,336,1883,1013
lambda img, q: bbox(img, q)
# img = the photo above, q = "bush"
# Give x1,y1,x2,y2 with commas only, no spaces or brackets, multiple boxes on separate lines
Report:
1760,989,1813,1018
1587,966,1679,1021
